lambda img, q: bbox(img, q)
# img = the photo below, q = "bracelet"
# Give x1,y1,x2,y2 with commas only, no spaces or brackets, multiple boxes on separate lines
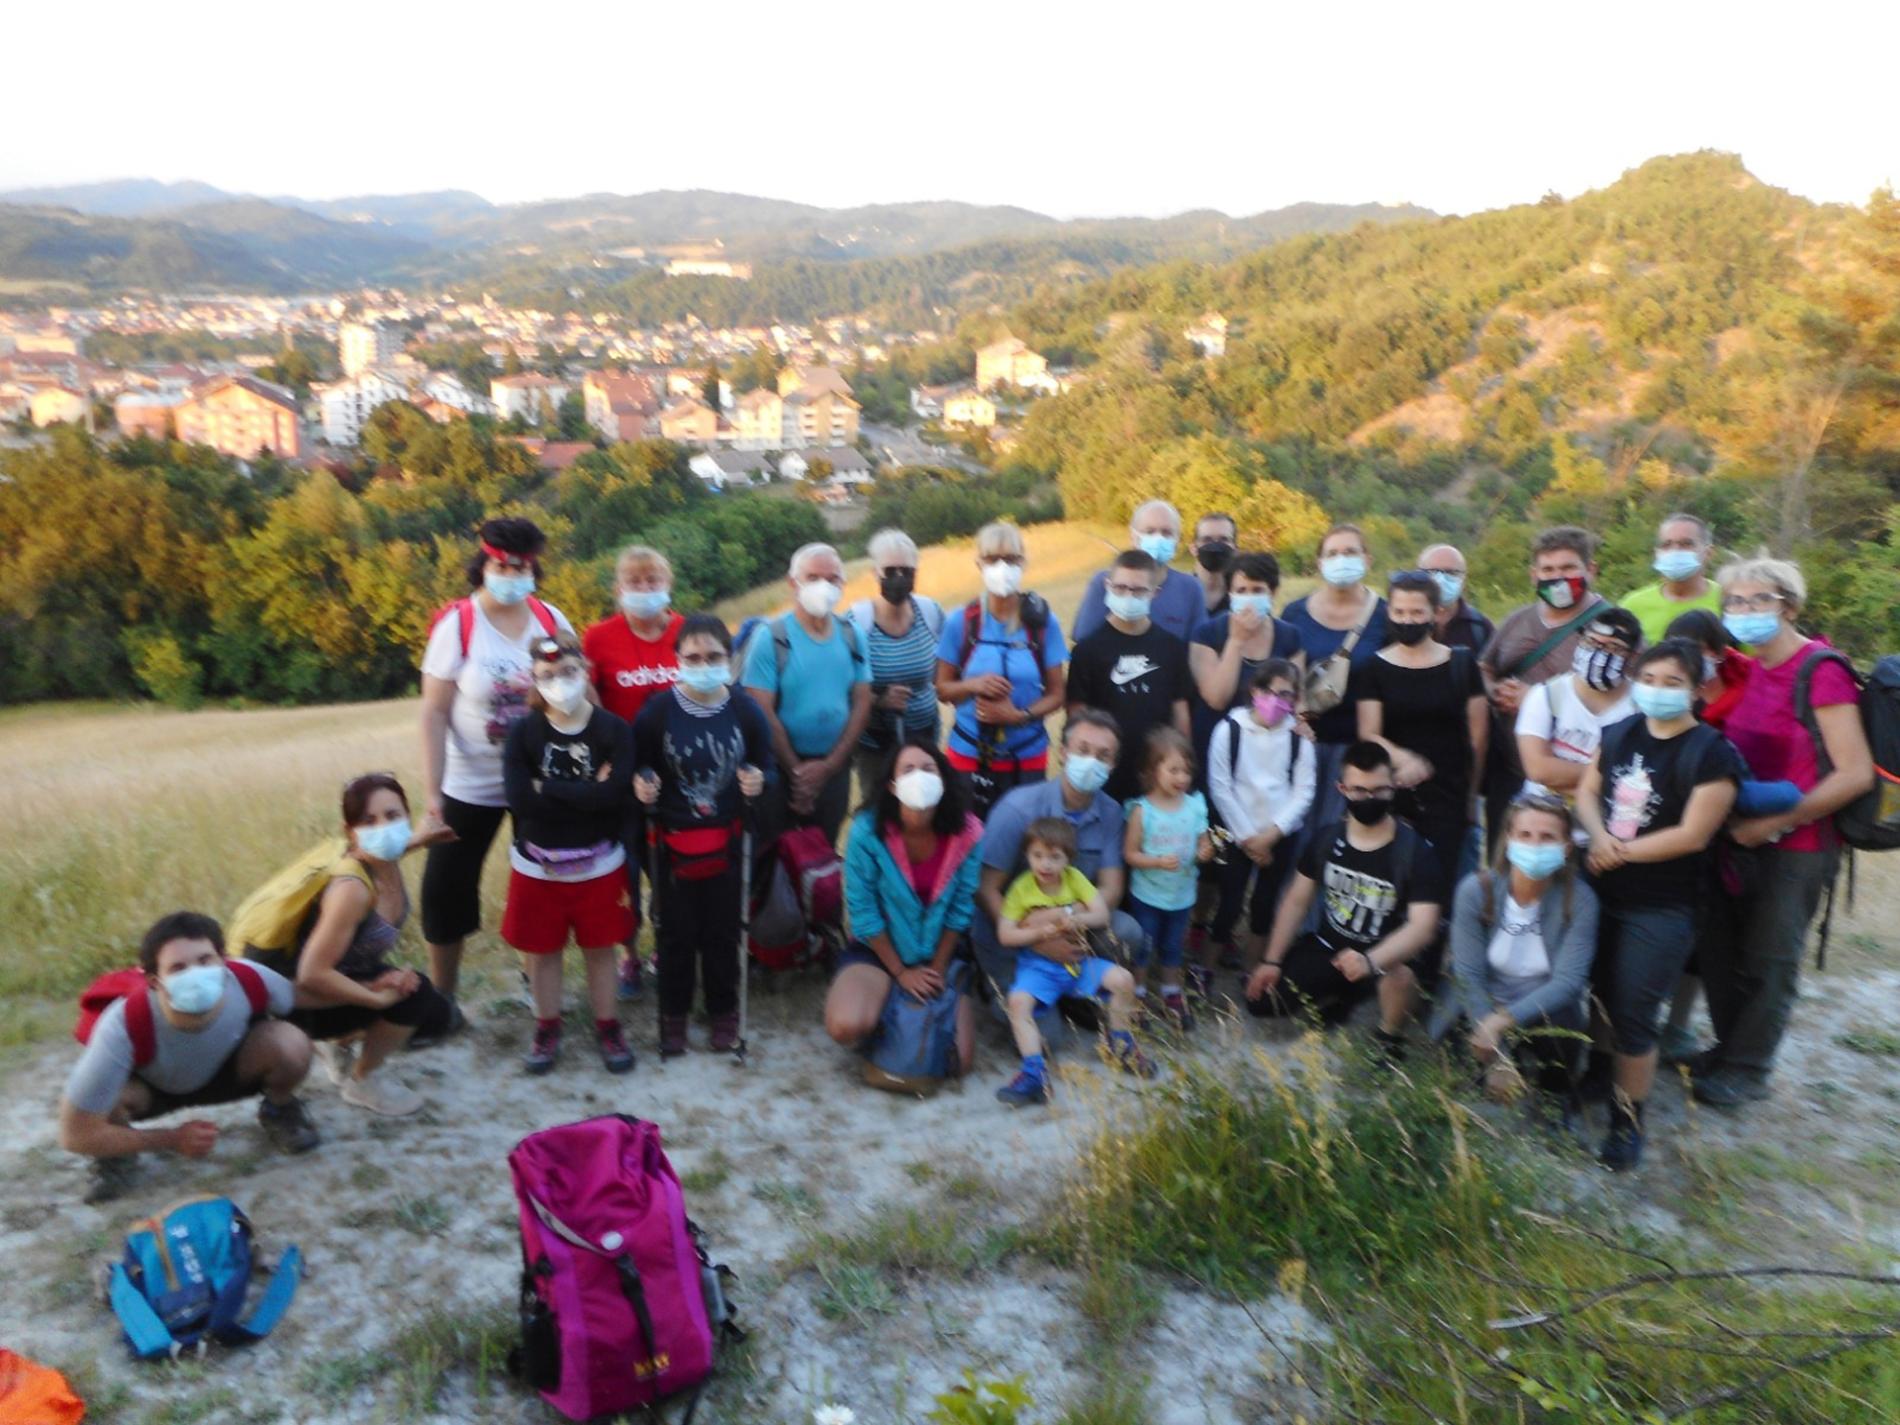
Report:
1362,951,1385,979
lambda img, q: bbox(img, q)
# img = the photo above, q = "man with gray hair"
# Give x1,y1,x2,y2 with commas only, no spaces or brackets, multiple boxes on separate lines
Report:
1619,513,1721,647
1417,543,1495,654
741,541,873,843
1071,499,1208,641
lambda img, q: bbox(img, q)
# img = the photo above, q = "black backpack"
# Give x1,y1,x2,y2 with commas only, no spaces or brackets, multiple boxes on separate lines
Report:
1795,649,1900,852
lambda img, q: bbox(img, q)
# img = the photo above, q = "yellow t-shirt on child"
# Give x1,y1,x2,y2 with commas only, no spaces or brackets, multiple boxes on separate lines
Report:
1002,866,1098,976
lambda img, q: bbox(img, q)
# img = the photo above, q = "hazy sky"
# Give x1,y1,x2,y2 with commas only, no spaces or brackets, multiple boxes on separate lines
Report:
9,1,1895,217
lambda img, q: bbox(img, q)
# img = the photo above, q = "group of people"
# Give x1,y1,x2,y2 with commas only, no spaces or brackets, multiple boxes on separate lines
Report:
60,502,1876,1203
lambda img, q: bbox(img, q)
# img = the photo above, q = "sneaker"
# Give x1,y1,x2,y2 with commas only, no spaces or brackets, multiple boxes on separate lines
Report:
1162,990,1194,1032
659,1015,689,1058
524,1022,562,1076
340,1073,424,1117
709,1013,741,1055
1691,1069,1771,1109
616,954,645,1002
1108,1030,1158,1079
406,997,465,1050
84,1155,142,1205
597,1022,635,1075
314,1040,356,1087
1658,1025,1702,1066
1598,1117,1644,1172
257,1097,321,1154
995,1067,1051,1107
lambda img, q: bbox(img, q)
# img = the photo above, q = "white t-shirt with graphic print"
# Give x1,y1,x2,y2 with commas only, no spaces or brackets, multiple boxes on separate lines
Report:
421,598,575,806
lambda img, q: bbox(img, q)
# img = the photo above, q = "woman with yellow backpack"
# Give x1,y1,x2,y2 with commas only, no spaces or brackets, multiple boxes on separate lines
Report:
233,773,456,1116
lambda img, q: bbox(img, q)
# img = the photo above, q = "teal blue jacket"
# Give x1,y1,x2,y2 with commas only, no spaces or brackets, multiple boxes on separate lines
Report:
842,808,984,966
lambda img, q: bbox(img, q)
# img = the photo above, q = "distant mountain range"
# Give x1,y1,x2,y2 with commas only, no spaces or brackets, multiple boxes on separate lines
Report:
0,177,1435,312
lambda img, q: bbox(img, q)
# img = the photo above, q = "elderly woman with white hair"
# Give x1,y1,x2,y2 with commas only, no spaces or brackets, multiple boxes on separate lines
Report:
935,521,1069,818
846,527,946,802
1072,499,1208,641
1688,555,1874,1109
740,541,874,844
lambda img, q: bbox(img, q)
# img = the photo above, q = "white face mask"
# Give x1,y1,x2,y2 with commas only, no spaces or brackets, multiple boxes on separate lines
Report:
893,769,945,810
797,579,842,616
538,673,589,713
982,560,1024,597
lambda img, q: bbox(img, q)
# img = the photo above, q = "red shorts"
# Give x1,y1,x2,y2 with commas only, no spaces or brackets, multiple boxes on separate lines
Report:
502,869,634,955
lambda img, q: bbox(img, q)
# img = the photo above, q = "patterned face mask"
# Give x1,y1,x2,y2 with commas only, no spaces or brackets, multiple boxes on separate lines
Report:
1571,642,1627,692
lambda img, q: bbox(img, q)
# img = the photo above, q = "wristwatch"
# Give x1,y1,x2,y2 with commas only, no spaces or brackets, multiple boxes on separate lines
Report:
1362,951,1385,979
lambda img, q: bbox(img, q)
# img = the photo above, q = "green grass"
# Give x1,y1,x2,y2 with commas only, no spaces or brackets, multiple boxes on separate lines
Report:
679,1148,734,1194
1838,1028,1900,1058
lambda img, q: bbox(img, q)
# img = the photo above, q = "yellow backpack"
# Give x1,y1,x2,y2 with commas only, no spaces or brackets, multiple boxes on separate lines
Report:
231,839,372,955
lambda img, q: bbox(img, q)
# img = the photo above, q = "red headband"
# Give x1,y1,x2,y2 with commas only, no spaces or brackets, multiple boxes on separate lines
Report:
481,540,530,565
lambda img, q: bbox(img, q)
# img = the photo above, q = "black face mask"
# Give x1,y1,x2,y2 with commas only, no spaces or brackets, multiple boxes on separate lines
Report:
878,569,916,604
1196,540,1235,573
1345,794,1394,826
1388,620,1432,646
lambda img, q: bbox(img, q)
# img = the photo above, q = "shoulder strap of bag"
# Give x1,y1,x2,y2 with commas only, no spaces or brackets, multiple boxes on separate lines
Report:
1793,647,1858,777
221,1243,302,1343
108,1261,179,1359
123,983,157,1068
1508,601,1602,681
227,960,270,1020
1335,592,1377,660
526,597,558,638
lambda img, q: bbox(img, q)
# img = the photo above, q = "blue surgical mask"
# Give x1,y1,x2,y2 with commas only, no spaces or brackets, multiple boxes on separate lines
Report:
1653,550,1703,582
677,662,730,694
1230,593,1274,619
1630,683,1694,722
619,588,671,619
1429,571,1464,604
1724,612,1780,647
162,963,227,1015
1319,554,1368,587
355,818,411,863
1105,592,1152,623
486,571,536,605
1136,532,1177,564
1064,753,1111,795
1506,840,1567,881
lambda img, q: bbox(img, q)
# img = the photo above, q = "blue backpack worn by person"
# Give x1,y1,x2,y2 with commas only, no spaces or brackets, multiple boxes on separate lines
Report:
107,1196,301,1360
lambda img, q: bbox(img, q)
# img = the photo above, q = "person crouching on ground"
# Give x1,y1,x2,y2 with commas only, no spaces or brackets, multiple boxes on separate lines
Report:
1122,727,1214,1029
242,772,456,1117
825,737,983,1072
61,911,319,1204
502,632,638,1075
1243,741,1444,1058
632,615,772,1058
1439,793,1598,1126
994,817,1155,1107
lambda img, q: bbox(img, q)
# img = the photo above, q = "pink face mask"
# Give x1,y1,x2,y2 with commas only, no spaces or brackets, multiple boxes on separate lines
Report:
1252,693,1294,727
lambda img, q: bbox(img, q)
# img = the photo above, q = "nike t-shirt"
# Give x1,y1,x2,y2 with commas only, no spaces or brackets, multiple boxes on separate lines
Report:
1065,622,1190,802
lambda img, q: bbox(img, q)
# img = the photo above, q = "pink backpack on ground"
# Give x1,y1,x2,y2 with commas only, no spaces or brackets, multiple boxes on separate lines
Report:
508,1116,741,1422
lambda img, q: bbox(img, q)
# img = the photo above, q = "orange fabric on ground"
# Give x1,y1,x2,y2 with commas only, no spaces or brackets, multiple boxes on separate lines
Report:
0,1348,85,1424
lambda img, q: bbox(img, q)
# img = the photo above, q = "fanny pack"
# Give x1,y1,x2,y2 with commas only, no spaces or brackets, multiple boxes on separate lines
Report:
522,840,616,880
659,822,740,881
1302,598,1376,715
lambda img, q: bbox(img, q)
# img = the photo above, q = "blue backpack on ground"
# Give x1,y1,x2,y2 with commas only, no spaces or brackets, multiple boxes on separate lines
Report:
861,960,968,1097
107,1196,301,1360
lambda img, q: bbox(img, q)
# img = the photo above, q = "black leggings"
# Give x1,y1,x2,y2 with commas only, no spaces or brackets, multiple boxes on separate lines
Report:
288,972,455,1040
420,796,509,944
655,856,743,1019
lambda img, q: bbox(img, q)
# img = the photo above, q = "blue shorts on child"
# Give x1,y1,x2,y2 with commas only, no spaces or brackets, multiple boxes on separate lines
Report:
1010,951,1116,1007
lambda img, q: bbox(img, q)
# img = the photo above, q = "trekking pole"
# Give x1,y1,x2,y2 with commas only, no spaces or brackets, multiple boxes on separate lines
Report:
638,772,664,1063
734,769,759,1066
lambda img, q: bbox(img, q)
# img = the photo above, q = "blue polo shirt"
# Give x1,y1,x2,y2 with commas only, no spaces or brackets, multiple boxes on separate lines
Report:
741,613,870,758
978,778,1125,884
1072,565,1207,643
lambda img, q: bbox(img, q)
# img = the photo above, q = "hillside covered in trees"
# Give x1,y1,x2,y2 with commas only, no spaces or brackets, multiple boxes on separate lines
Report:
975,152,1900,655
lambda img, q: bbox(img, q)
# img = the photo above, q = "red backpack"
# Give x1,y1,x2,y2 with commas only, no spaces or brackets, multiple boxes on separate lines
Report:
747,826,844,971
75,962,270,1068
430,595,559,656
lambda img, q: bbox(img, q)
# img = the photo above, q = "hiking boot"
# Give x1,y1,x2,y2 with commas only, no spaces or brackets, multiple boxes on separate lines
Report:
597,1022,635,1075
1692,1069,1771,1109
709,1013,742,1055
314,1039,356,1086
1598,1117,1645,1173
1162,990,1194,1032
340,1073,424,1117
258,1097,321,1155
659,1015,689,1058
616,954,645,1002
524,1022,562,1075
995,1066,1050,1108
84,1154,142,1205
1108,1030,1158,1079
406,997,465,1050
1658,1025,1703,1066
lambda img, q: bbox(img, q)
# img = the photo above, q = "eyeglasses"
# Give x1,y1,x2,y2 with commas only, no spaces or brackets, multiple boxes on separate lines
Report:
1721,592,1785,613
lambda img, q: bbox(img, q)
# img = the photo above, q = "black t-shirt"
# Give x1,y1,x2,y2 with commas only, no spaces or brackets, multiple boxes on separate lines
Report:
1066,622,1191,802
1593,717,1744,908
1349,649,1484,827
502,707,635,851
1298,820,1442,953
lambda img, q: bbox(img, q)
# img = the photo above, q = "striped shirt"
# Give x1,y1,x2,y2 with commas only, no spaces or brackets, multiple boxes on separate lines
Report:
861,600,942,747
